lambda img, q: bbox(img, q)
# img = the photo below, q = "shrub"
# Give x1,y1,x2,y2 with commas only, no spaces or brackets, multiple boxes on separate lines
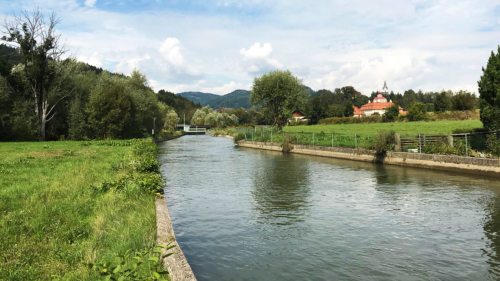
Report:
133,173,164,194
383,104,399,122
407,102,427,121
487,134,500,156
371,131,396,158
132,141,160,172
90,244,174,281
233,132,246,143
281,134,294,153
423,143,458,155
319,115,382,125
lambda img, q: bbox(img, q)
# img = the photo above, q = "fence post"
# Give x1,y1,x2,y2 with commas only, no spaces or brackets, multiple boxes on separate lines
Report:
394,133,401,152
270,131,273,143
355,133,358,149
331,133,334,147
465,133,468,156
312,133,315,147
448,134,453,147
418,134,422,153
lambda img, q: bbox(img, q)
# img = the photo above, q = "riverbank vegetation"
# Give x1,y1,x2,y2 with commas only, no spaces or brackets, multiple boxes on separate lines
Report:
0,139,169,280
0,10,198,141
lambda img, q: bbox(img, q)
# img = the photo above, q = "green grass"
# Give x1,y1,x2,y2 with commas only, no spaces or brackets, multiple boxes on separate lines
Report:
0,140,161,280
238,119,483,149
284,119,483,137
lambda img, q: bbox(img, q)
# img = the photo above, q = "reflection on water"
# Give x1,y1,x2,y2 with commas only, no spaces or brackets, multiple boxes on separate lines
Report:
160,135,500,281
252,154,311,225
484,195,500,276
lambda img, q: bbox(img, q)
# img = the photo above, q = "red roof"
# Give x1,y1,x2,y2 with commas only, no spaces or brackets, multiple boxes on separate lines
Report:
373,93,387,102
353,106,363,115
360,101,393,111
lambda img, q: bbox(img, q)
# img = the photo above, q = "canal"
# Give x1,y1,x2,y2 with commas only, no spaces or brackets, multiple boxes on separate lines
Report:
158,135,500,281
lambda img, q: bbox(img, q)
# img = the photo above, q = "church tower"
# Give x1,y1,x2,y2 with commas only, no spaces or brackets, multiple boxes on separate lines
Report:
382,81,388,93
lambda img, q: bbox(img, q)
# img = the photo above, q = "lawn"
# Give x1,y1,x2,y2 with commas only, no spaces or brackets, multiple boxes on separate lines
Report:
284,119,483,137
0,140,162,280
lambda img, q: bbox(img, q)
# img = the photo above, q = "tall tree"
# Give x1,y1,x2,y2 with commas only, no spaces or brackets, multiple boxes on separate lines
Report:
251,70,307,129
434,91,452,112
2,10,65,140
451,90,477,111
478,46,500,131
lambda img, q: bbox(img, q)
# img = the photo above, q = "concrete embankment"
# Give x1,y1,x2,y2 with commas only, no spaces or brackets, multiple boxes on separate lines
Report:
156,196,197,281
237,141,500,177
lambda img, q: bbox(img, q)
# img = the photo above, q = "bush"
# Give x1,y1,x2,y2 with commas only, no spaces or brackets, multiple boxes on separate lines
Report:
487,134,500,156
132,141,160,172
423,143,458,155
407,102,427,121
90,244,174,281
233,132,246,143
133,173,164,194
281,134,294,153
383,104,399,122
371,131,396,157
429,110,479,121
319,115,382,125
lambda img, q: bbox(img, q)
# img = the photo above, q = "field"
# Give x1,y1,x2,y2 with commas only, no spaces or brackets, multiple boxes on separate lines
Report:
237,119,484,149
284,119,483,137
0,140,161,280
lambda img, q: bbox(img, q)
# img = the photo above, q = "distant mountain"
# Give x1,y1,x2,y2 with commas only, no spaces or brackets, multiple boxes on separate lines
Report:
178,89,251,109
216,90,251,108
176,91,221,106
178,87,316,109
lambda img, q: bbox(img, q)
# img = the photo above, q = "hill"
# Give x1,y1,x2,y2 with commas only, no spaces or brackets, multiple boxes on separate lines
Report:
176,91,221,106
178,87,316,109
178,89,251,109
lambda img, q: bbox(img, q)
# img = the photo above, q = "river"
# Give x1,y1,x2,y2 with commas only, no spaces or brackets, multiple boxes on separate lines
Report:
158,135,500,281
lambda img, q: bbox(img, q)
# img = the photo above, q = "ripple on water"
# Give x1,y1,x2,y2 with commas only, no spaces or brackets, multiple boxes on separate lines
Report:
160,135,500,281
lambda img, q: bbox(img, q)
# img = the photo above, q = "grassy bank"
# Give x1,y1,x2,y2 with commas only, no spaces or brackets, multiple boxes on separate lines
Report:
284,119,483,137
0,139,165,280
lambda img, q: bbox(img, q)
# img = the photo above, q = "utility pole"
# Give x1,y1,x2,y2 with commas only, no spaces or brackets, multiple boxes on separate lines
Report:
152,117,156,138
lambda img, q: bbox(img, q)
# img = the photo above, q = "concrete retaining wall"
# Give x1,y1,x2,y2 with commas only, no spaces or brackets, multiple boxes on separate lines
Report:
156,197,197,281
237,141,500,177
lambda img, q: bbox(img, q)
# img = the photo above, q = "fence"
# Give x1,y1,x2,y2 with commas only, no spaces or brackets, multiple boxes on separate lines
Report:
237,127,500,158
399,131,499,157
239,127,374,149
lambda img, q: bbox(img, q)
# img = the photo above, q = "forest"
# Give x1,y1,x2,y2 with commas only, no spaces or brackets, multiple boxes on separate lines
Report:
0,43,199,141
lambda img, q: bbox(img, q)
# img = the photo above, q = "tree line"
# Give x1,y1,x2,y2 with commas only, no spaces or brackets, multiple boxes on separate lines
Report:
0,11,200,141
1,10,497,141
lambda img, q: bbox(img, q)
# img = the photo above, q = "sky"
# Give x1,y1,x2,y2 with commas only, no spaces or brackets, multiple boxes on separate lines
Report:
1,0,499,95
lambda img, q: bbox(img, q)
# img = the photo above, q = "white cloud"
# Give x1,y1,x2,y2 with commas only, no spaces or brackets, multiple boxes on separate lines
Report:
1,0,498,95
240,42,273,59
240,42,282,75
84,0,96,8
76,52,102,67
159,37,185,67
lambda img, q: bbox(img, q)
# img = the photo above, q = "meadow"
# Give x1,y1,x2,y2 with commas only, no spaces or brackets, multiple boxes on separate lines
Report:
284,119,483,137
0,140,164,280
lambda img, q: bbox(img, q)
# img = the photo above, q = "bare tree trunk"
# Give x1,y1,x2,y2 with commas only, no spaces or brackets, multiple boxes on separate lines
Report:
3,9,64,141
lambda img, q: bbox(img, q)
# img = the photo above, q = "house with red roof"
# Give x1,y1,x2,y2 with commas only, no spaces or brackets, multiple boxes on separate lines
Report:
353,82,407,117
289,110,308,124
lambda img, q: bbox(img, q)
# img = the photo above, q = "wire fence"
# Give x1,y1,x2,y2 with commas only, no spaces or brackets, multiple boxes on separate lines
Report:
400,130,499,157
237,127,500,158
238,127,375,149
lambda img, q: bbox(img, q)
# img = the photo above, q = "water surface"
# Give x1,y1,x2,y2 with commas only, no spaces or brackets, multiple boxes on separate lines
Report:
159,135,500,281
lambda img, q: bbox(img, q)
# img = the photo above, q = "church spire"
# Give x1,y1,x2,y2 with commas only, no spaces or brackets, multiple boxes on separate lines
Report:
382,80,388,92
